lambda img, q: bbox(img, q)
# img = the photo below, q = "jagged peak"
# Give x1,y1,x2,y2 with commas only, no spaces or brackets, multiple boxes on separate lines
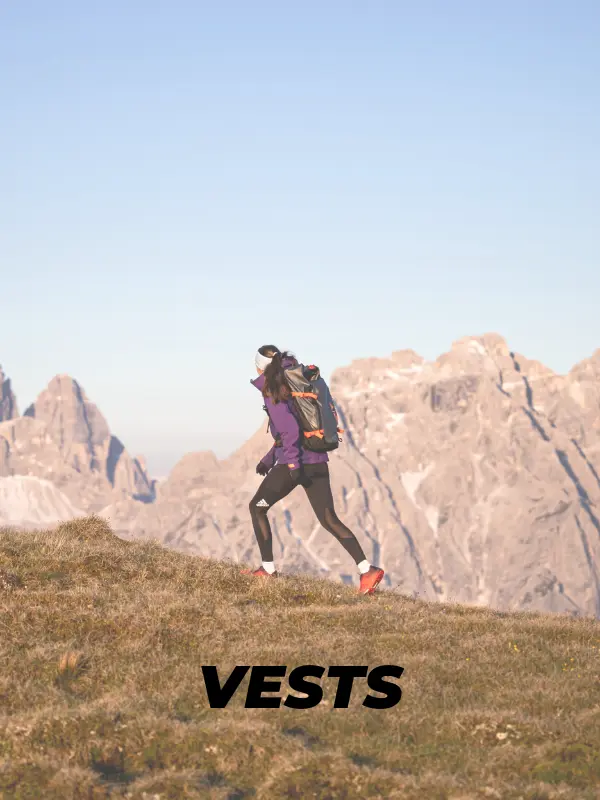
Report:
390,349,425,367
24,375,88,415
335,334,512,379
506,349,556,377
45,374,85,393
332,349,425,381
170,450,221,476
447,333,510,358
23,372,111,451
0,364,18,422
30,373,100,407
568,347,600,380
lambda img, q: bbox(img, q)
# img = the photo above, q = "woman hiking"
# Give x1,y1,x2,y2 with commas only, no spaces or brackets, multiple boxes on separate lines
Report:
243,345,385,595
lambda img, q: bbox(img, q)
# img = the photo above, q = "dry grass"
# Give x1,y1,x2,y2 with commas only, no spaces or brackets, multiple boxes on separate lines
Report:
1,516,599,799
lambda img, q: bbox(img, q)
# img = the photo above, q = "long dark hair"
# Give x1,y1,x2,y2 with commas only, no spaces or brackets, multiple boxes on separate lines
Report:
259,345,296,403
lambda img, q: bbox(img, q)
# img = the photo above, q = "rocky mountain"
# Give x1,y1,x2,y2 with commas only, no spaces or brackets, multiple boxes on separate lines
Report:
0,370,154,518
1,335,599,618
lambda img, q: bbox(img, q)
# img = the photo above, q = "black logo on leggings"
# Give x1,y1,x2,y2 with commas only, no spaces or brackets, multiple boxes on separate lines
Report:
201,665,403,709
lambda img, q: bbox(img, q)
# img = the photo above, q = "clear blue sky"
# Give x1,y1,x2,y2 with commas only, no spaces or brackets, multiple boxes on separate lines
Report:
1,1,599,476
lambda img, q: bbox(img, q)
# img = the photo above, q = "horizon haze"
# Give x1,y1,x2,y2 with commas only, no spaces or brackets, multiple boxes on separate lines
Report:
1,330,599,478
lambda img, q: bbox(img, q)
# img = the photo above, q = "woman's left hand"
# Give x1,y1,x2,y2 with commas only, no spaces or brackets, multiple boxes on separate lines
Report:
289,466,312,488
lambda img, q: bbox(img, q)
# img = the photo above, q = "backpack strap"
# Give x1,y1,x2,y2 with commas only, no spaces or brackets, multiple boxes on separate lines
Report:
263,404,271,435
263,403,284,447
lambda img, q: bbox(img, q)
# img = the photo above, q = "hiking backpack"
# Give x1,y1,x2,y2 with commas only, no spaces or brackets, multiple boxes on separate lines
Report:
283,363,343,453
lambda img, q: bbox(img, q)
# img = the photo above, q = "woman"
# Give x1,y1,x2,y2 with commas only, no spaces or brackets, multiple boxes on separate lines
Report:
243,345,385,595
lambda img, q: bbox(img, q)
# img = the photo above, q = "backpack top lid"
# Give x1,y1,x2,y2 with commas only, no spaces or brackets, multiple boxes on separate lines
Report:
291,363,320,383
283,362,317,388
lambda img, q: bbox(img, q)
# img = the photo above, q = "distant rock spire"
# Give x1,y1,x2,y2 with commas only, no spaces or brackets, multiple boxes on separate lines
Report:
0,365,18,422
23,375,110,461
23,373,153,499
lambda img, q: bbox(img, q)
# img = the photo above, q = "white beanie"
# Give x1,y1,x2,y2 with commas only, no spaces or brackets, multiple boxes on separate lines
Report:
255,350,275,371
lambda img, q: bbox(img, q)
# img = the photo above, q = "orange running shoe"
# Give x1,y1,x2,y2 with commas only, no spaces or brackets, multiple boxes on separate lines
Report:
241,566,279,578
359,566,384,595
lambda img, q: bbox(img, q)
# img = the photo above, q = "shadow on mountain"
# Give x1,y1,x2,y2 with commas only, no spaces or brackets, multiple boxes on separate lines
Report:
571,438,600,493
555,449,600,539
106,436,125,487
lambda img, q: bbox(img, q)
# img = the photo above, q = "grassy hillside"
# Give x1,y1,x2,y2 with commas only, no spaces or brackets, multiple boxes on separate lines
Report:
1,518,599,799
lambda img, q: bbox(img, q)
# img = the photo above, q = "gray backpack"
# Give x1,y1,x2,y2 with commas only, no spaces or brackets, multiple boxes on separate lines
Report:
283,363,343,453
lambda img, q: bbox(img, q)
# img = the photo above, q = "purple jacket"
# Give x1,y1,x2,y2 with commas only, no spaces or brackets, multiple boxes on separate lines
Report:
251,359,329,469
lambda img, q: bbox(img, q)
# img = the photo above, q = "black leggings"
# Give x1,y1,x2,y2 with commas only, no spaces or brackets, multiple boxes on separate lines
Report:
249,463,366,564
